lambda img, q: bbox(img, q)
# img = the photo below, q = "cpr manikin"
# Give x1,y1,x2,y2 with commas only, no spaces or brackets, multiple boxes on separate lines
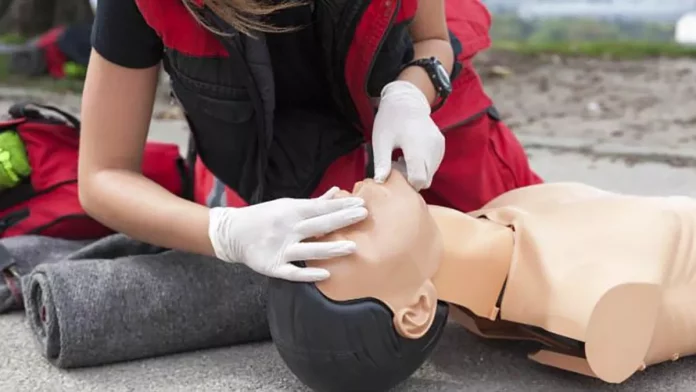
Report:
268,169,696,390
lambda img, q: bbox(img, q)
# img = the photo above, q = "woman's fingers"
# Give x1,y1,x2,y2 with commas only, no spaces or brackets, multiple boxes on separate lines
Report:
284,240,357,262
270,263,331,282
294,206,367,238
296,195,365,220
317,186,340,200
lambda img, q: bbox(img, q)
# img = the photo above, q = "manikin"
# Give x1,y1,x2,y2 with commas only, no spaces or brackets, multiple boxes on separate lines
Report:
303,170,696,385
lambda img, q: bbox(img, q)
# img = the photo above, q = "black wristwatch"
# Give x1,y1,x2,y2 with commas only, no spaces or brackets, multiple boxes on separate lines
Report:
401,56,453,111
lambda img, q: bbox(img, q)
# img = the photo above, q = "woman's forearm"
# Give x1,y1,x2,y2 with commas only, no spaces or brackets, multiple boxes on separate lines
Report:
397,39,454,105
396,0,452,106
79,52,214,256
80,169,216,256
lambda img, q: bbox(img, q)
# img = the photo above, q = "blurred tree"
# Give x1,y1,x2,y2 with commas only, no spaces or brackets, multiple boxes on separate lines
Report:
490,14,530,42
528,18,623,43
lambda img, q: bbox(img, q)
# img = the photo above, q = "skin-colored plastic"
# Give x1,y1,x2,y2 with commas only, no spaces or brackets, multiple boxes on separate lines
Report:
307,172,696,384
309,173,444,339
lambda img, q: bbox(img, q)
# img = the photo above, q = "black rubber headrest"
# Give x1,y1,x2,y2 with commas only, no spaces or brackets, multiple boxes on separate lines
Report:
267,270,449,392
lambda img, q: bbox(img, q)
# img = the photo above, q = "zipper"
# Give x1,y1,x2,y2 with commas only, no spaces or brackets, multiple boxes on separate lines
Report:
0,208,30,235
0,179,76,212
440,107,490,133
364,0,400,104
230,36,267,205
28,213,95,235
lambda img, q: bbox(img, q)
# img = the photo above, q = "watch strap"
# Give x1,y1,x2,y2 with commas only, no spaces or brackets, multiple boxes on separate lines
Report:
401,57,451,110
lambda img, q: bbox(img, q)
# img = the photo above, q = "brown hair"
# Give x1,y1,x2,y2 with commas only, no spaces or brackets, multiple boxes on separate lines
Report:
183,0,304,36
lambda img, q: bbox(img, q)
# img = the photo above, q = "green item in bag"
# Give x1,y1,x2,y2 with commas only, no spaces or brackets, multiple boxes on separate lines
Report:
63,62,87,79
0,131,31,190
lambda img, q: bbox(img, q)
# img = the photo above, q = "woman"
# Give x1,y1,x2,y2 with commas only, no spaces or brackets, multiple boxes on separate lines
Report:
78,0,541,282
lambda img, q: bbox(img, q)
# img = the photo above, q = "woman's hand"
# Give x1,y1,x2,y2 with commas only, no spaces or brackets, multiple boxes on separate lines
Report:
208,187,368,282
372,80,445,191
371,0,451,190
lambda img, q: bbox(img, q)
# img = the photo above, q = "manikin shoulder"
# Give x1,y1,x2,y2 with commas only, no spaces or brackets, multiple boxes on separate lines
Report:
477,182,610,213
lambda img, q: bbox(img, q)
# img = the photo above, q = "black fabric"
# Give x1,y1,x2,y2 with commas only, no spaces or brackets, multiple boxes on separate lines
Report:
90,0,419,204
165,52,263,202
313,0,372,125
263,108,363,201
265,2,331,109
366,21,415,97
58,22,94,66
90,0,329,108
90,0,164,69
268,271,449,392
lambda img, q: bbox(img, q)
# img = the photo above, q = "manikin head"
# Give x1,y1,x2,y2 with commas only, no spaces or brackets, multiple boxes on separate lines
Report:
267,171,449,392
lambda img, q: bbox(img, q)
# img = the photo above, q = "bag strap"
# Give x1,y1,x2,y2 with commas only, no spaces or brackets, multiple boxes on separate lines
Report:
9,102,81,129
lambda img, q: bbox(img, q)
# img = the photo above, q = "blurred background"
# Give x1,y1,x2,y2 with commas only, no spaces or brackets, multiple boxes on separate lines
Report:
0,0,695,195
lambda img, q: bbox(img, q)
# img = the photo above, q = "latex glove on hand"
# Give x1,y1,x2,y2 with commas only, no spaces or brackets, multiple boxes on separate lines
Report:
372,80,445,191
208,187,367,282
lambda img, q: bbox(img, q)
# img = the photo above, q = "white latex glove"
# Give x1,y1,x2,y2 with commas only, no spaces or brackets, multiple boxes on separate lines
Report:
207,187,367,282
372,80,445,191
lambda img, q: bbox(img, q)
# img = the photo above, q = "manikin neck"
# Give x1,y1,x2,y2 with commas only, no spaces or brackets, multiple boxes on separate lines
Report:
428,206,514,321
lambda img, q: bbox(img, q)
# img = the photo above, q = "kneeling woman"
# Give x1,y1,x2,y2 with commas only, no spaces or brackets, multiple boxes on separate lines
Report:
78,0,540,281
269,170,696,390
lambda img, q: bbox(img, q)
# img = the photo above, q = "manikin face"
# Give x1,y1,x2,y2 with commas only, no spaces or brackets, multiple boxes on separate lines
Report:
306,171,444,339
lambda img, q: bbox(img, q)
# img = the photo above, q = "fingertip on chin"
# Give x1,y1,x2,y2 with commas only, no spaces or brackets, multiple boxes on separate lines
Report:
310,271,331,282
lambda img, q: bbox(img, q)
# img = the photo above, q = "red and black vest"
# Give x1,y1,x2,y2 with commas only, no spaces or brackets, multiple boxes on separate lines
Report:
134,0,494,206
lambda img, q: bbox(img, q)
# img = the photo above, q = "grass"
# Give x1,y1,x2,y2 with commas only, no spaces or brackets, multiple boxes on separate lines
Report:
0,54,84,94
0,33,27,45
491,40,696,59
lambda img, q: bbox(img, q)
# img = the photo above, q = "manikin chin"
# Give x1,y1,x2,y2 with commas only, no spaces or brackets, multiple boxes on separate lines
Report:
308,170,696,384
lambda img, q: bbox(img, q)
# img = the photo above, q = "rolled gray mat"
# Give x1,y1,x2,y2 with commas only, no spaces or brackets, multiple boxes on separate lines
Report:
0,236,90,314
23,246,269,368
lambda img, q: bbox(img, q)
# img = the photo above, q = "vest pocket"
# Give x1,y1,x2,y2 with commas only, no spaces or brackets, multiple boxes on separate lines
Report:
169,70,261,199
173,80,254,124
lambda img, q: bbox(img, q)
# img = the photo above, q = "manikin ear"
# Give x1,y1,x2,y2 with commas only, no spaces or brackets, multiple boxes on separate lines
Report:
393,281,438,340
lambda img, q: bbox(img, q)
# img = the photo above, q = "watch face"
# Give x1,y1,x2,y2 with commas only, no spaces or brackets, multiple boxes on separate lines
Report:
435,62,452,94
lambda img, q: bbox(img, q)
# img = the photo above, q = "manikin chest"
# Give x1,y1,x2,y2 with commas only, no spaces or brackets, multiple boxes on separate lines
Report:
434,183,696,384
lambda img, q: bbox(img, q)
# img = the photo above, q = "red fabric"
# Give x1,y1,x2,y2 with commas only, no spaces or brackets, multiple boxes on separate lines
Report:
431,0,494,130
396,0,418,24
37,27,67,79
421,114,542,211
348,0,495,139
135,0,228,57
194,156,248,208
0,117,185,239
445,0,493,64
187,0,540,212
193,117,542,214
308,148,369,199
193,156,214,205
344,0,398,137
306,115,541,212
141,142,184,197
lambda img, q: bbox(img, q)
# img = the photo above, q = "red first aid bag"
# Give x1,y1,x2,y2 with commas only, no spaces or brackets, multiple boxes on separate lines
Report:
0,102,189,239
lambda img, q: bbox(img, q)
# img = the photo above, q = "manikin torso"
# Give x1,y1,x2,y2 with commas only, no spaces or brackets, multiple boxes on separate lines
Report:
432,182,696,383
308,174,696,384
